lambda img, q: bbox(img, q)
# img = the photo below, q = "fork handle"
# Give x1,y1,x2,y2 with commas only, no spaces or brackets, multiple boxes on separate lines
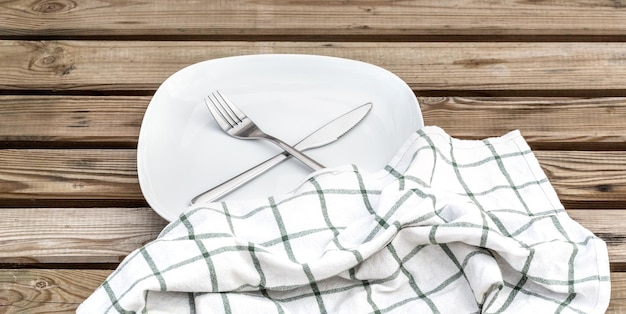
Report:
268,137,325,170
191,152,290,204
190,142,322,205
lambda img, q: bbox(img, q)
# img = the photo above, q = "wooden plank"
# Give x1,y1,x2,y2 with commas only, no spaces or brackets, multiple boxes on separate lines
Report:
0,206,622,265
2,149,625,209
0,149,139,204
4,41,626,92
0,207,167,264
0,269,110,313
0,95,149,148
3,1,626,38
419,97,626,150
0,270,623,313
3,96,626,150
537,151,626,208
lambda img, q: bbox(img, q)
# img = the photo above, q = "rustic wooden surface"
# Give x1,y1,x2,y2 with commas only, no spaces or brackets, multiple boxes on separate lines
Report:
0,1,625,312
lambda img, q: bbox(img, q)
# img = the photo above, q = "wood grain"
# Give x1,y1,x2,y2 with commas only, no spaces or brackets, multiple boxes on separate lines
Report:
0,269,110,313
419,97,626,150
0,149,139,203
536,151,626,208
1,149,624,209
0,207,167,264
0,269,622,312
3,0,626,38
3,96,626,150
4,41,626,92
0,95,149,148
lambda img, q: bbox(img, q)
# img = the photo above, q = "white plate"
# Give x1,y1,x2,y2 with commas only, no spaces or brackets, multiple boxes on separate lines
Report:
137,54,423,221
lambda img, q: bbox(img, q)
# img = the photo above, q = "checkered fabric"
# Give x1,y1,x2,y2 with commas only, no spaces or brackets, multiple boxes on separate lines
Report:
78,126,610,313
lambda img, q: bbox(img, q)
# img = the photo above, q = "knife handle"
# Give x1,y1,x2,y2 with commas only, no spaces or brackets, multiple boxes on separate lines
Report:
190,152,290,205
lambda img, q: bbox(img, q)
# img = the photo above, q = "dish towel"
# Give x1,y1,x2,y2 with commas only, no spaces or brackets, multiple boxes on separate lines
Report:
78,126,610,313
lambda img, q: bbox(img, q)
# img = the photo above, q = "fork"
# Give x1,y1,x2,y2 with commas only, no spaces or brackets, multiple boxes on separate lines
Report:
205,90,325,171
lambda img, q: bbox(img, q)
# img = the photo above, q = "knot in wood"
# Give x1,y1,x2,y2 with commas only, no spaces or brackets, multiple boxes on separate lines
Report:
28,42,76,76
418,97,448,105
597,184,613,193
32,0,77,14
34,279,49,289
42,55,56,65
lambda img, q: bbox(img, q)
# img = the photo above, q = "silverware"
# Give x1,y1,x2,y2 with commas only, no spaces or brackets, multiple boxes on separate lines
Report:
205,90,325,170
191,102,373,204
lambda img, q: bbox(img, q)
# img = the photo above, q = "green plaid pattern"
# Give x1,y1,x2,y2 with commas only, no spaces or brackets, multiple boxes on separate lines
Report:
79,126,610,313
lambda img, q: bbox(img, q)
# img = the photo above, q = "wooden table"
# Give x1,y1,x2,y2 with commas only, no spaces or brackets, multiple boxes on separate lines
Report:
0,1,625,312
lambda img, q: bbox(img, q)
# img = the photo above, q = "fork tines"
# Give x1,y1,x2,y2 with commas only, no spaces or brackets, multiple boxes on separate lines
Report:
205,91,244,128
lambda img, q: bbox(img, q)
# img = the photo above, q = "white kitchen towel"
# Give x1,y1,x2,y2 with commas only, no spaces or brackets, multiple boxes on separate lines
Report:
78,126,610,313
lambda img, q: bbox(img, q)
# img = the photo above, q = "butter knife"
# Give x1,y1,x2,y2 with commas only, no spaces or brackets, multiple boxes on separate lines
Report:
190,102,373,204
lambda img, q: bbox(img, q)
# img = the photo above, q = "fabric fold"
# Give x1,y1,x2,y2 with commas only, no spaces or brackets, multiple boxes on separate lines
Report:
78,126,610,313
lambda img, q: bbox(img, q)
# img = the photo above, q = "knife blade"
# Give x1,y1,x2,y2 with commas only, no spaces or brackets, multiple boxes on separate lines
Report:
190,102,373,204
